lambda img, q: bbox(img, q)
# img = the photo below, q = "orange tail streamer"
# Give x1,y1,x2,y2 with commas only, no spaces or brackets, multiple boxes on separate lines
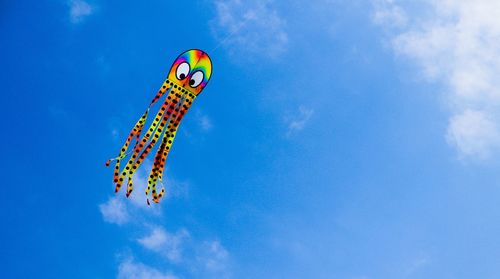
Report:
123,89,185,197
148,92,196,203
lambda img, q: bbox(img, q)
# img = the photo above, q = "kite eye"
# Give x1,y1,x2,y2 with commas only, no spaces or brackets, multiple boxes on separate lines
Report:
176,62,190,80
189,71,204,88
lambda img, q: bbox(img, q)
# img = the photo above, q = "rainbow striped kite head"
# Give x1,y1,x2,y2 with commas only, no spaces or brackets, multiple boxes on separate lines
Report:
168,49,213,95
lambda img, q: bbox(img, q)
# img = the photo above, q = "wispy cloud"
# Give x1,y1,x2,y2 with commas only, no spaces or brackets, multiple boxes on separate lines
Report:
372,0,407,28
193,110,213,132
374,0,500,160
212,0,288,58
101,163,228,278
446,109,500,160
99,197,129,225
199,114,213,131
285,106,314,137
69,0,93,23
138,227,190,263
104,101,228,277
161,174,190,199
403,252,431,277
197,240,230,274
117,257,177,279
137,226,230,277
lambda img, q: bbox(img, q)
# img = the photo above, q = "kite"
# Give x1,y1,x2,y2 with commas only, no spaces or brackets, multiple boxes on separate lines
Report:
106,49,213,204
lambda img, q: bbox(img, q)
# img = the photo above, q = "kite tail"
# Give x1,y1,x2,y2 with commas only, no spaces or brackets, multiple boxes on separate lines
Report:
105,109,149,183
148,92,195,203
147,140,168,203
114,92,173,194
105,79,173,181
149,79,172,106
146,96,186,202
123,90,184,197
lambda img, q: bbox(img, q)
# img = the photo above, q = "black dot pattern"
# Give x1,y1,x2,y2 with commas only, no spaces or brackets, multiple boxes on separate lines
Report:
147,93,194,203
106,73,200,204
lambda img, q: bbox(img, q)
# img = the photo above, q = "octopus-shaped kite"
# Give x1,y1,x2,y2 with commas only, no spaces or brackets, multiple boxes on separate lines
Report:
106,49,212,204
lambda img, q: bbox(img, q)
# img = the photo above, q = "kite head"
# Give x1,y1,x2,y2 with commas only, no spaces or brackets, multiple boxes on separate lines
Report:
167,49,212,95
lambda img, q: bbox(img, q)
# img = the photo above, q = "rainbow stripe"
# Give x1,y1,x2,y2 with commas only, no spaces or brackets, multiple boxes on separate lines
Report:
168,49,212,95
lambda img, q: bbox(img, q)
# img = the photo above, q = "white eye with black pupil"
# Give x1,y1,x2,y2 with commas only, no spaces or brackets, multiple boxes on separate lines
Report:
189,71,204,88
176,62,190,80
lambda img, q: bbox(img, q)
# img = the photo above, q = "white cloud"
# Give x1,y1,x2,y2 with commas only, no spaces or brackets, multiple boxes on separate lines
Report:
69,0,93,23
198,240,230,273
212,0,288,58
138,227,190,263
372,0,407,28
163,175,190,199
137,227,231,277
117,257,177,279
286,106,314,136
103,142,227,277
375,0,500,159
99,197,129,225
446,109,500,160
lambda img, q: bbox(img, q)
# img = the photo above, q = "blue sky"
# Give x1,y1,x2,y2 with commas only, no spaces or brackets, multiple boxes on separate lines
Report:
3,0,500,278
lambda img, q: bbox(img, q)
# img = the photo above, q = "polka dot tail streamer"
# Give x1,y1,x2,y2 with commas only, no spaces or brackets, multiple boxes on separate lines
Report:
106,49,213,204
